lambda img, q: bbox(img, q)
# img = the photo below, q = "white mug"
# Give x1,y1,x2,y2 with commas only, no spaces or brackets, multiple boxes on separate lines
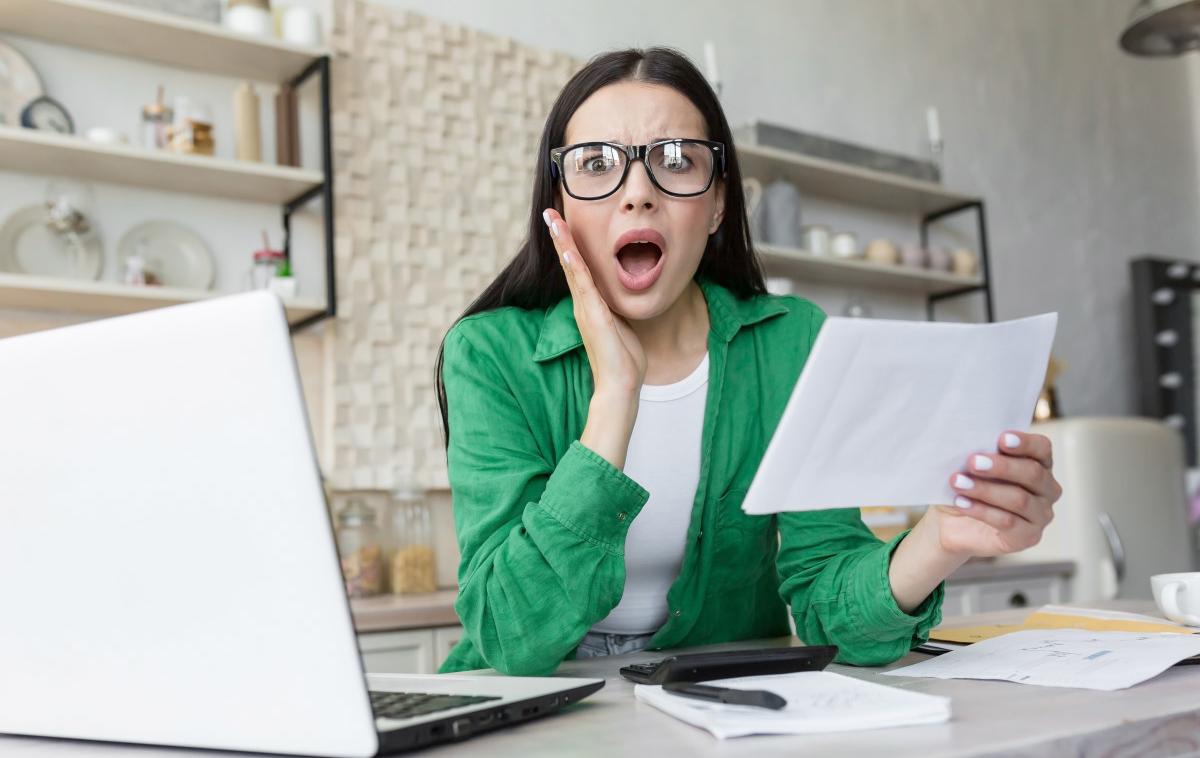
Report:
224,5,273,38
1151,572,1200,627
830,232,859,259
281,6,324,48
764,276,794,296
801,224,831,257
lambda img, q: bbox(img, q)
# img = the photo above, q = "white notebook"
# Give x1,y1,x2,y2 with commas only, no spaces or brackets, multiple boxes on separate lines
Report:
634,671,951,739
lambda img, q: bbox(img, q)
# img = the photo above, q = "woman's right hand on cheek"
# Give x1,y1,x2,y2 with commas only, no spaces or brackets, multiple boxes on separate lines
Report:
542,208,646,401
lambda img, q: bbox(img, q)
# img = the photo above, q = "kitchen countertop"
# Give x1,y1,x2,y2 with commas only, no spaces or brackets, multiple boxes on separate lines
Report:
947,558,1075,583
393,600,1197,758
351,589,460,633
350,561,1076,633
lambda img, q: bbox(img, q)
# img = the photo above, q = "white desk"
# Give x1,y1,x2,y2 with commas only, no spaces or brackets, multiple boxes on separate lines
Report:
1,601,1196,757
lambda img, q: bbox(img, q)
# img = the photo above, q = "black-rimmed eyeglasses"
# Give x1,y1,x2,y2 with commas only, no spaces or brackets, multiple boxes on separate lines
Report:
549,139,726,201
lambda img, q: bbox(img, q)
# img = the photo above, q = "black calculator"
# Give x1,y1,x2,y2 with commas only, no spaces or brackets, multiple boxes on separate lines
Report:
619,645,838,684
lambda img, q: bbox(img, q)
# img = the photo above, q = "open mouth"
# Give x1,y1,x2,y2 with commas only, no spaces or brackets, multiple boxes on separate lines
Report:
612,228,667,291
616,241,663,277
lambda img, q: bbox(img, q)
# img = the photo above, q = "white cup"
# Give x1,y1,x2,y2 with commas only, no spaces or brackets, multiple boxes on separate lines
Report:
84,126,128,146
224,5,273,38
801,224,831,257
1152,572,1200,626
830,231,860,259
281,7,324,48
764,276,794,296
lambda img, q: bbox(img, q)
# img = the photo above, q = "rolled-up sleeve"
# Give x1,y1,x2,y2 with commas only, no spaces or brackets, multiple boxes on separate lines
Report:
777,509,944,666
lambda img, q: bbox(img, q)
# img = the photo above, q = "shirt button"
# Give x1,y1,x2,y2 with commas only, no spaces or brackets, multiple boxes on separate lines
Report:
616,512,627,521
698,530,704,540
673,609,682,617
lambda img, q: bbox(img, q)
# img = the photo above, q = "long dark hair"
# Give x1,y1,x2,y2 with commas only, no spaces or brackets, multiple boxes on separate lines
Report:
435,46,766,449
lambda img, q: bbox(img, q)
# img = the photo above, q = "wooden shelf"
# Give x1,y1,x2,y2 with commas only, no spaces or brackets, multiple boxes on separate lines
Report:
0,272,325,326
736,142,979,215
757,244,984,295
0,126,323,204
0,0,328,83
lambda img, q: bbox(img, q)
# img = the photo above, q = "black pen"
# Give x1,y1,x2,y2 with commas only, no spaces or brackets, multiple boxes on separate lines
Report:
662,681,788,710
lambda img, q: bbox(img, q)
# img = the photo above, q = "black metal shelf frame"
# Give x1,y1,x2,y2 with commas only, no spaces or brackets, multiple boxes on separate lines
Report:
1131,257,1198,464
921,200,994,323
283,55,336,333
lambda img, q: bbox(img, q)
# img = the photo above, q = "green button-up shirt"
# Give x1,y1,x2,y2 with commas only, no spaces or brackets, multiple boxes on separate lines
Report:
438,276,943,675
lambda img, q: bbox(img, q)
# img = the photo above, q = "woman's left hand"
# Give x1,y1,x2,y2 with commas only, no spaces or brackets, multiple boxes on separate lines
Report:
934,431,1063,557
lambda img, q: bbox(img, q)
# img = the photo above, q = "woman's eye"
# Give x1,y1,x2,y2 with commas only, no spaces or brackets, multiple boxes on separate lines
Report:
583,157,615,173
659,154,693,172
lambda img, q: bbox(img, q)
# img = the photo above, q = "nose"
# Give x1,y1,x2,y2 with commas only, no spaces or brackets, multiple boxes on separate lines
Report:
618,159,657,213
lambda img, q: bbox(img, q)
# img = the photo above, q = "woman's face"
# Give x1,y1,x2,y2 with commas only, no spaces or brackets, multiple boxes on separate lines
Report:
558,81,725,322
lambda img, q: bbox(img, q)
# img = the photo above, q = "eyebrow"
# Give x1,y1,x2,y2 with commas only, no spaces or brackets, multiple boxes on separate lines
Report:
598,136,691,144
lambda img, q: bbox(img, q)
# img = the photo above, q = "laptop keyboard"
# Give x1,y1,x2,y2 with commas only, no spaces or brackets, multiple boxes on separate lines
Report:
369,690,501,721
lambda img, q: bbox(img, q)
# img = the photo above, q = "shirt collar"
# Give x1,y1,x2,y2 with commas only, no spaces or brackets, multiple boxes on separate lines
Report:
532,277,788,363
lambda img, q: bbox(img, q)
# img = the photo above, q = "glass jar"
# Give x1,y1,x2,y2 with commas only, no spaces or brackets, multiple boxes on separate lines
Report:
390,487,436,594
167,95,214,156
250,248,285,290
336,499,384,598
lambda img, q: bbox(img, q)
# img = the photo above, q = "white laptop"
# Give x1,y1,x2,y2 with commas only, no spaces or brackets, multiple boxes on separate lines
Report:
0,292,602,757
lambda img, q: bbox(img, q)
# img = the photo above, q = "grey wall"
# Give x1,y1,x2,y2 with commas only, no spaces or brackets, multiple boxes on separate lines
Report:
370,0,1200,418
2,0,1197,420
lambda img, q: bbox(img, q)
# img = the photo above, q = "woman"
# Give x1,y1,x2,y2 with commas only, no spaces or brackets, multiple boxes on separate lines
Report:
434,47,1061,676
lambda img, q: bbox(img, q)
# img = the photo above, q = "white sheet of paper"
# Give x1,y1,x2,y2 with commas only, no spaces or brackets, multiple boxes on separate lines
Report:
884,629,1200,691
634,671,951,739
741,313,1058,513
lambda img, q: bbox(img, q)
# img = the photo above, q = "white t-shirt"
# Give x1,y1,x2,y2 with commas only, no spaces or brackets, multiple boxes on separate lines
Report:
590,351,708,635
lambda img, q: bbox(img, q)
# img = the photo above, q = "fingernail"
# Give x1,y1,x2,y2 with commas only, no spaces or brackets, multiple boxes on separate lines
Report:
954,496,972,509
954,474,975,490
973,454,994,471
550,221,561,239
542,209,552,227
1003,433,1020,449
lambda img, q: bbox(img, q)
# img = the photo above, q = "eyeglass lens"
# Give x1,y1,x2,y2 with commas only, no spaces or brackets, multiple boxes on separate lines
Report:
561,141,715,199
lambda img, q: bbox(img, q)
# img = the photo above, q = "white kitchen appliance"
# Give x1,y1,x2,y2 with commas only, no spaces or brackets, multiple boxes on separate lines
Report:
1013,417,1199,602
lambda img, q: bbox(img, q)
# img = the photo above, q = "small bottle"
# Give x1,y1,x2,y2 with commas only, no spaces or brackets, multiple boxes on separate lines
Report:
336,499,384,598
233,81,262,162
140,85,173,151
123,253,147,286
390,487,436,594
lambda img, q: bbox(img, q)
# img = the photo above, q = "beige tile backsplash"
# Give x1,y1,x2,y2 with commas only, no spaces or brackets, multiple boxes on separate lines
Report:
322,0,578,494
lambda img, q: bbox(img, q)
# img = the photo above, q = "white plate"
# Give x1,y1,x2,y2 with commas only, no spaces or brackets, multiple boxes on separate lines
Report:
0,42,44,127
0,205,104,280
117,221,215,290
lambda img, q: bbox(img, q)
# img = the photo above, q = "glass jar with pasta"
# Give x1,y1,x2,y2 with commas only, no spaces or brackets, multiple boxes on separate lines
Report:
389,487,437,594
335,499,384,598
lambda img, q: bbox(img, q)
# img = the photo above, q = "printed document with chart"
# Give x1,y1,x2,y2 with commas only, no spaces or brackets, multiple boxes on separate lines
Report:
885,629,1200,690
741,313,1058,514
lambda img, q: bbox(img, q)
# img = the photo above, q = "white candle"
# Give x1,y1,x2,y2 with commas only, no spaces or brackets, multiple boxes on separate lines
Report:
703,41,720,86
926,106,942,146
